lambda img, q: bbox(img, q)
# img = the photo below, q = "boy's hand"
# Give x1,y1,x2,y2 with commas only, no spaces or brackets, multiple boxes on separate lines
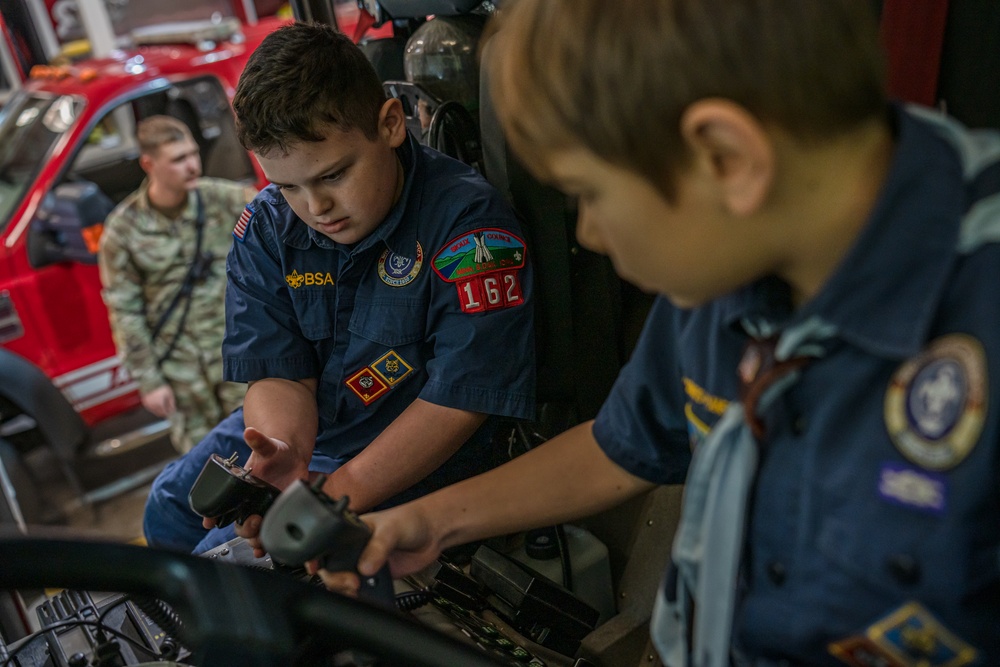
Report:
315,504,441,595
243,426,310,490
227,426,310,556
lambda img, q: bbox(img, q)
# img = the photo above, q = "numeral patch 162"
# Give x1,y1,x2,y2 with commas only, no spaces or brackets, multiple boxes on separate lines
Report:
456,270,523,313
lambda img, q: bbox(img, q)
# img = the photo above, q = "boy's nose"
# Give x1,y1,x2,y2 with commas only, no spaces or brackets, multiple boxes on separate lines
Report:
307,191,333,217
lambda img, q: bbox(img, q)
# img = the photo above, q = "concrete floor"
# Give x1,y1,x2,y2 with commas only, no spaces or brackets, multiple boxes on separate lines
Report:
12,445,173,544
61,481,153,543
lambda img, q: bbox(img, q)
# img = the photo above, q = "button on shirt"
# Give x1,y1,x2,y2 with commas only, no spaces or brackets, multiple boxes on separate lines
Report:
223,135,535,495
593,106,1000,665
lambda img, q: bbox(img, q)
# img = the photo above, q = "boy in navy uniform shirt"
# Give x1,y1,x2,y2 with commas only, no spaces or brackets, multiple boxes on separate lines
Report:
324,1,1000,665
143,22,535,554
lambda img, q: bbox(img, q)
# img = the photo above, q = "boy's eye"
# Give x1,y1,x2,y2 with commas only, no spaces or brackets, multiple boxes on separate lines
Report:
277,184,296,192
323,169,346,182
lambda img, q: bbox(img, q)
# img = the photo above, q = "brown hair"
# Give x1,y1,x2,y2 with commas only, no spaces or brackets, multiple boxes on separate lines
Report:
233,22,387,156
136,115,194,156
485,0,887,200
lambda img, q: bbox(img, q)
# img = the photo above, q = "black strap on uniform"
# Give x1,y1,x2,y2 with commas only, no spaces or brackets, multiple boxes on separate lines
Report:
151,190,205,365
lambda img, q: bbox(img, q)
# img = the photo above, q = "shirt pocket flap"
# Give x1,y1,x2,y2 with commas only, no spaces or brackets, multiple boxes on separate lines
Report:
348,297,426,347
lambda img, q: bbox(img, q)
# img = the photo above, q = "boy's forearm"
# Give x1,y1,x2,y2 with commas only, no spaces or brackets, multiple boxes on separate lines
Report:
418,421,655,553
323,398,487,512
243,378,319,464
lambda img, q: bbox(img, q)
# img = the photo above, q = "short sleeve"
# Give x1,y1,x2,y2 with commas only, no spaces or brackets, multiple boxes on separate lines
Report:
592,297,692,484
419,199,536,420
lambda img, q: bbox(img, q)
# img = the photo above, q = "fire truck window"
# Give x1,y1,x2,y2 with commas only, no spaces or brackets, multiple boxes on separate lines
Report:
68,103,142,204
171,78,256,184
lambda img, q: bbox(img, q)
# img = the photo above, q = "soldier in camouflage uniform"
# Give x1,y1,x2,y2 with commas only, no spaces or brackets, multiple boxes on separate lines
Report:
98,115,255,453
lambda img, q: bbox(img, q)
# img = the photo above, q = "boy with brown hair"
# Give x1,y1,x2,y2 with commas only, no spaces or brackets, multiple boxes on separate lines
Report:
323,1,1000,665
142,22,535,554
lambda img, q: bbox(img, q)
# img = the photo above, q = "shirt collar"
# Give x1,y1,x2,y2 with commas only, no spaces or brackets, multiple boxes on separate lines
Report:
134,179,199,228
282,132,421,256
719,105,963,359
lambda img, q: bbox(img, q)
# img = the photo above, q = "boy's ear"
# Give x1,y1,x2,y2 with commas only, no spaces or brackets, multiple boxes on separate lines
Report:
378,97,407,148
679,99,774,216
138,152,154,174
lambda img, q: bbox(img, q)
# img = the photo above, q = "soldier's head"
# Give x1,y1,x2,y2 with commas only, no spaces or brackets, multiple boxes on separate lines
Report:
137,115,202,195
233,22,406,245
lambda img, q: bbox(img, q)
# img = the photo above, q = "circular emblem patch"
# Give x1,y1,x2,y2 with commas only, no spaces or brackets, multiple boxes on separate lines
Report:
884,334,988,470
378,242,423,287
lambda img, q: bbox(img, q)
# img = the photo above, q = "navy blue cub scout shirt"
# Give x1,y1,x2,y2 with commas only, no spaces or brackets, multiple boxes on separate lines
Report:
223,134,535,502
594,106,1000,666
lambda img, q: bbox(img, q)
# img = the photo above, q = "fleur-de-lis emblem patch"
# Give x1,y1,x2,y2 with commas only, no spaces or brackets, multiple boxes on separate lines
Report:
285,270,305,289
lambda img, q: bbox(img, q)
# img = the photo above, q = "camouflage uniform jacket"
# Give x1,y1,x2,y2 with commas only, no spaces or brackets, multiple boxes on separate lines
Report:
99,177,253,395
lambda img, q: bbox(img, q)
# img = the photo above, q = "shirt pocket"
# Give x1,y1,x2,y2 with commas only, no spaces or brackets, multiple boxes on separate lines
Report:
816,484,962,599
290,290,338,341
348,296,426,347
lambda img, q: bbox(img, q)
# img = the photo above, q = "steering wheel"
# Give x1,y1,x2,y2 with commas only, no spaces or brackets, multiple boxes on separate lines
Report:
0,533,510,667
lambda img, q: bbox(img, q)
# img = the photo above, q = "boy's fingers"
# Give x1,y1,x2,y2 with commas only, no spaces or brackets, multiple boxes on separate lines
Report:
234,514,262,539
318,570,361,597
243,427,278,457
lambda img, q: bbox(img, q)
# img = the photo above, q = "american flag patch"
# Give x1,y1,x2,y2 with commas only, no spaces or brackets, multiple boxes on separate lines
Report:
233,204,254,242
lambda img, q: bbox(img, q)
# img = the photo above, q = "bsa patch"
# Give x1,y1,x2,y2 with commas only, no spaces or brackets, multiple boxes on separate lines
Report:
829,602,978,667
285,270,334,289
371,349,413,386
884,334,987,471
345,367,389,406
378,243,423,287
233,204,254,242
432,228,526,281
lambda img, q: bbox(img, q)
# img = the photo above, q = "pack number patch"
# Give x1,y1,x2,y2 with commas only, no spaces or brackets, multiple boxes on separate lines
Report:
457,270,523,313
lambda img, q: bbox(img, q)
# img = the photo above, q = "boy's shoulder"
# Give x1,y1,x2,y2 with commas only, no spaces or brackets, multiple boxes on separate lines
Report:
413,144,514,219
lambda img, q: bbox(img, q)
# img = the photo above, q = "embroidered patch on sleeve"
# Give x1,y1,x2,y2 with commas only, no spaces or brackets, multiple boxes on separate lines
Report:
345,367,389,405
233,204,255,242
432,228,526,281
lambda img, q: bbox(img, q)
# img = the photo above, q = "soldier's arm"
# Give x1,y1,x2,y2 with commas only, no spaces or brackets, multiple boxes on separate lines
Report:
98,221,168,394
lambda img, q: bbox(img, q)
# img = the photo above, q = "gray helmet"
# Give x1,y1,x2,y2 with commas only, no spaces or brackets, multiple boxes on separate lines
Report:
403,14,486,112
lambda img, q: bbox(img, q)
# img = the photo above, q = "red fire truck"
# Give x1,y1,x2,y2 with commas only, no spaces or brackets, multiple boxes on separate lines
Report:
0,12,289,521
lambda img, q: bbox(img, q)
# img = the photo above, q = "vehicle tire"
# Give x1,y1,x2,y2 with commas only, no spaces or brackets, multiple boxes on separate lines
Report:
0,438,42,526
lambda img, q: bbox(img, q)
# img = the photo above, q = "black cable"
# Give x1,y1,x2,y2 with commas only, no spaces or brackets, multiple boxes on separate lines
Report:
128,595,184,647
554,523,573,592
394,588,434,612
1,617,162,667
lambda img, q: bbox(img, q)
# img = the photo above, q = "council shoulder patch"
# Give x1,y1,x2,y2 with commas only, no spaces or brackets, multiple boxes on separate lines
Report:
884,334,988,471
378,242,423,287
431,228,526,282
432,228,527,313
233,204,254,242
